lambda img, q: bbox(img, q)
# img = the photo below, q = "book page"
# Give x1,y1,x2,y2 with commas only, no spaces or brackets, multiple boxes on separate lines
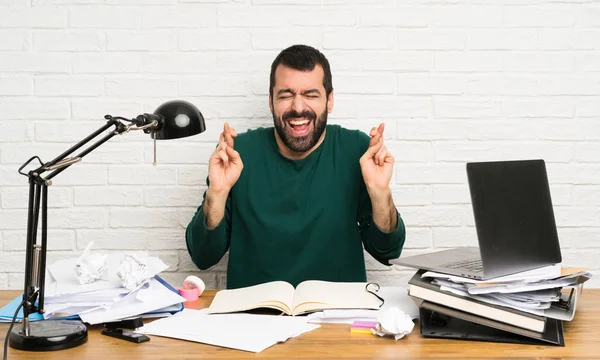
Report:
207,281,295,315
291,281,382,315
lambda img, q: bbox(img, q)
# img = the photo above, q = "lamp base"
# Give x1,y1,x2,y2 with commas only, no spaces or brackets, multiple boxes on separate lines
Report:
9,319,88,351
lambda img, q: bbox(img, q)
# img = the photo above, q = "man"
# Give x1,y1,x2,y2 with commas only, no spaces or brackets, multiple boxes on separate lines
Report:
186,44,406,289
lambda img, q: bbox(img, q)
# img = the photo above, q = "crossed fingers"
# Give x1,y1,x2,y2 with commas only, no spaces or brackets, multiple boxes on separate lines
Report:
368,123,388,166
219,122,237,148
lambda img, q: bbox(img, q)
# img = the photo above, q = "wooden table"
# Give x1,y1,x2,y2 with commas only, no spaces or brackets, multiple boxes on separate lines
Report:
1,289,599,359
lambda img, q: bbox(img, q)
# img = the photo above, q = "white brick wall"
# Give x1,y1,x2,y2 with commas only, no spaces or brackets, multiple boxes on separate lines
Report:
1,0,599,291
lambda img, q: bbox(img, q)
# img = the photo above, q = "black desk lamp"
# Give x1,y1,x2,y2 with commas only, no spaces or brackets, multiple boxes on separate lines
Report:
7,100,206,351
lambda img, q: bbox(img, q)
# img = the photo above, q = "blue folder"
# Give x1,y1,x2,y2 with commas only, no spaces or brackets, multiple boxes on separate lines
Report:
0,295,46,322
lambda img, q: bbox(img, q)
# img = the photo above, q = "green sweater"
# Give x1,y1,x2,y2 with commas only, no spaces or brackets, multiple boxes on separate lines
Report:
185,124,406,289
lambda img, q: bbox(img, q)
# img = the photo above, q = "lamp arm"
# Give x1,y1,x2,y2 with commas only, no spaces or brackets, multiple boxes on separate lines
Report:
44,126,120,182
18,116,136,327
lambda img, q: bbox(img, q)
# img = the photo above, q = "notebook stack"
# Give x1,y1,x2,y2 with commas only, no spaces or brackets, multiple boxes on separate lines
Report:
406,267,591,346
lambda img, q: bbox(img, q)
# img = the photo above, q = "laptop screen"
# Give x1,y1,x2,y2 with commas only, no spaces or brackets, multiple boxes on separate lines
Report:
467,159,562,279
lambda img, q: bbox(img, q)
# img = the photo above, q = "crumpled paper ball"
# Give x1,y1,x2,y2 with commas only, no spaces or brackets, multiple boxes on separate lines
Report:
75,241,108,284
371,307,415,340
117,254,149,291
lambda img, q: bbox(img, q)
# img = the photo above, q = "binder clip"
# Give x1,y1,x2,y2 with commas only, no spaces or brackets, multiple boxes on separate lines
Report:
552,287,575,311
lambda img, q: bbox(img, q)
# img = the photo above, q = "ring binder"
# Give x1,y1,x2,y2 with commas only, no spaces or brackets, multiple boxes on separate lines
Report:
418,301,565,346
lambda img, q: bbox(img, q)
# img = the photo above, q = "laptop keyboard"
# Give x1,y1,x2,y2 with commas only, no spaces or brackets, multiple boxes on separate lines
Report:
443,258,484,272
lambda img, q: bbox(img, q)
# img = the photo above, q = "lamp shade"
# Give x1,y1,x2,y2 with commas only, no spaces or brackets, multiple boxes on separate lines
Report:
153,100,206,140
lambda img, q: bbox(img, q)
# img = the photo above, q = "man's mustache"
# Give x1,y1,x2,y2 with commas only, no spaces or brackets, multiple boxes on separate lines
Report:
282,110,316,122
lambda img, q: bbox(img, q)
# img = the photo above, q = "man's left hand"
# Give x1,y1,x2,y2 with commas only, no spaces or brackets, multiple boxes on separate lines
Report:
360,123,394,195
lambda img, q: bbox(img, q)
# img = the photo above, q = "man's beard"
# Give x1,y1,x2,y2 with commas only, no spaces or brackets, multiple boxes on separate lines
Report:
273,106,328,153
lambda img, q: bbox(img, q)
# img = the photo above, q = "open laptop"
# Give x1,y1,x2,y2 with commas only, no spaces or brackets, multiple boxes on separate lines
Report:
391,159,562,280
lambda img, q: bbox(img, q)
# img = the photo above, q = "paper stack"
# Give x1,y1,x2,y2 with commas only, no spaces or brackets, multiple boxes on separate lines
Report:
0,252,186,325
137,308,320,353
406,265,592,346
306,286,419,325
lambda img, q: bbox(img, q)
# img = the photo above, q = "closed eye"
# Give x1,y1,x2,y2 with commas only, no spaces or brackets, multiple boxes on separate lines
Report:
302,89,321,98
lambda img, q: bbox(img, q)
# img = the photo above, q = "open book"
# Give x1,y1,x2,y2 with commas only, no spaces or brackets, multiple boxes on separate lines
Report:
206,280,383,316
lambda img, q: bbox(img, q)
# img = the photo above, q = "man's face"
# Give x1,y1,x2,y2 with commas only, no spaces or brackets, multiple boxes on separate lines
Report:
270,64,334,153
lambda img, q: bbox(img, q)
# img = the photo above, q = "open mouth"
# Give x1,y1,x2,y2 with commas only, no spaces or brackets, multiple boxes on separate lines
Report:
287,118,313,137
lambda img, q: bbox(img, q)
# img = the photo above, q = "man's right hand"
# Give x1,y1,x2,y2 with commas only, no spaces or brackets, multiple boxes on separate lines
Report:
208,122,243,194
204,122,243,229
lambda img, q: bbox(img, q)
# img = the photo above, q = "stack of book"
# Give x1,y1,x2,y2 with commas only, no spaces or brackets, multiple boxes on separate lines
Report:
406,267,591,346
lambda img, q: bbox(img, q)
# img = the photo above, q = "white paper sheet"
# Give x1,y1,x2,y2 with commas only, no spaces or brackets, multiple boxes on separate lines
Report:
79,278,185,325
465,272,592,295
308,315,378,324
310,309,379,323
439,285,552,310
432,279,561,302
43,304,106,319
307,286,419,324
138,309,320,353
422,264,562,284
45,287,130,304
